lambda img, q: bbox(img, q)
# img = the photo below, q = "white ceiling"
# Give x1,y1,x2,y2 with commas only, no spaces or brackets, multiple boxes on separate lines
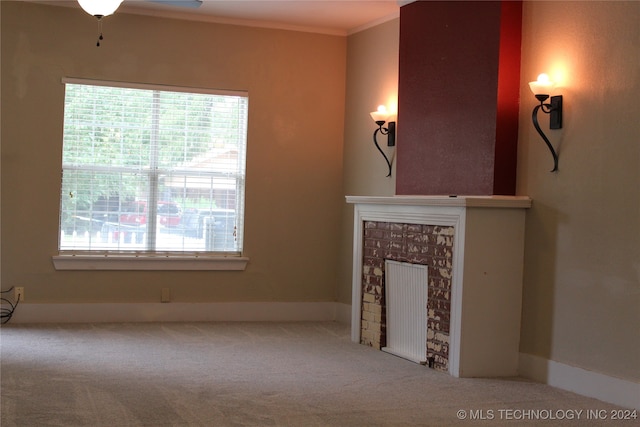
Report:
37,0,401,36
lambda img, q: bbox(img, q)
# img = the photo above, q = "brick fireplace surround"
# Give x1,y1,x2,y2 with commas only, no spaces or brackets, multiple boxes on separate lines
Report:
361,221,454,372
347,195,531,378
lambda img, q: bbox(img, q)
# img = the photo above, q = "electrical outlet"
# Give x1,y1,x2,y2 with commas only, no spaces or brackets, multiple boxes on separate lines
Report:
15,287,24,302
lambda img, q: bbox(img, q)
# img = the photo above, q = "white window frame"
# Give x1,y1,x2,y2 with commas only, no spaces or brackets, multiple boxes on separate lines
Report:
53,78,249,271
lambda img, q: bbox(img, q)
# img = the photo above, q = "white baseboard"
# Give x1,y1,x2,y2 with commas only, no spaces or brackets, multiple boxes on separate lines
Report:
519,352,640,410
335,302,352,325
10,302,340,324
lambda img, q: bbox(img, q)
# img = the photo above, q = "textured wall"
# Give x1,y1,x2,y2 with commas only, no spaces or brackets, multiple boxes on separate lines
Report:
396,1,521,195
518,1,640,381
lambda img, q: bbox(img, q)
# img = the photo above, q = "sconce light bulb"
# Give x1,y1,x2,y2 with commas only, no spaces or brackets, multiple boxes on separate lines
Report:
537,73,550,84
529,73,555,96
370,105,390,123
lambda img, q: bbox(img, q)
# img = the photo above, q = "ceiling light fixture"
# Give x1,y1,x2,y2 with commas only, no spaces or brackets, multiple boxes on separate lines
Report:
529,73,563,172
77,0,123,46
77,0,123,18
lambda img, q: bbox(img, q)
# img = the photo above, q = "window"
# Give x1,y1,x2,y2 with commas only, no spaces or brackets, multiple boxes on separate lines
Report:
58,78,248,258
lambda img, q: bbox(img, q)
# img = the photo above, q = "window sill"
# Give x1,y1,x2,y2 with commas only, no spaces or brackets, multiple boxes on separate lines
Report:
52,255,249,271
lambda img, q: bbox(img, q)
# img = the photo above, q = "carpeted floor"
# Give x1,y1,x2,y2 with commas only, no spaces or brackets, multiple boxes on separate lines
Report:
0,322,633,426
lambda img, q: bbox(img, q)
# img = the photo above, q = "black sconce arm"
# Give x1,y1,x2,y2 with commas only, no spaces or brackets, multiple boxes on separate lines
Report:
531,95,563,172
373,121,396,177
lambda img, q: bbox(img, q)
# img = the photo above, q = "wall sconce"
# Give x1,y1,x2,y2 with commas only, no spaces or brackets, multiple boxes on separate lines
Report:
529,73,563,172
370,105,396,177
77,0,123,46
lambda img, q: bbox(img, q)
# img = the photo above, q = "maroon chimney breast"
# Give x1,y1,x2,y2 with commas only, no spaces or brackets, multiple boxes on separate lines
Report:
396,1,522,196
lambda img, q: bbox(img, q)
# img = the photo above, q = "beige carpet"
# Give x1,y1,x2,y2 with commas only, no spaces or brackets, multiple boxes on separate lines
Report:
0,322,632,426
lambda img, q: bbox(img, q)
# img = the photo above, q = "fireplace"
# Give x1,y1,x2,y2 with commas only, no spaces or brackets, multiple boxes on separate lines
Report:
361,221,453,371
346,195,531,378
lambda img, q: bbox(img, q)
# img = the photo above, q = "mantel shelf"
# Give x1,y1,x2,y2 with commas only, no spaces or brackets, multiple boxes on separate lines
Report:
346,195,532,209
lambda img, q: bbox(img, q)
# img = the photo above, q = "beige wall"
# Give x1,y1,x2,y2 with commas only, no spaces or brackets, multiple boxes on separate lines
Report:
338,19,399,304
1,2,346,303
342,19,399,198
518,1,639,381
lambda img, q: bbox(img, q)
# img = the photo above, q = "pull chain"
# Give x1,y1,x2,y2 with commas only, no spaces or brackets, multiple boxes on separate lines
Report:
96,17,104,47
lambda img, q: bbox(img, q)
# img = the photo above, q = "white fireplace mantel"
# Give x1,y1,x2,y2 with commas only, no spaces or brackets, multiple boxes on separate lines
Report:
346,195,532,208
346,195,532,378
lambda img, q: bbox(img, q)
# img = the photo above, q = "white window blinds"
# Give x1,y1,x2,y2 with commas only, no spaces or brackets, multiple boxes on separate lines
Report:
59,79,248,254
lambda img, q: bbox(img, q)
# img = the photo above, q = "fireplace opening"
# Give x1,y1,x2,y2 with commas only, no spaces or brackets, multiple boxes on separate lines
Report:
360,221,453,372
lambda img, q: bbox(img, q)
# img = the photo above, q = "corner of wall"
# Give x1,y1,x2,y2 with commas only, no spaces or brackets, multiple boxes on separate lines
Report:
519,353,640,410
